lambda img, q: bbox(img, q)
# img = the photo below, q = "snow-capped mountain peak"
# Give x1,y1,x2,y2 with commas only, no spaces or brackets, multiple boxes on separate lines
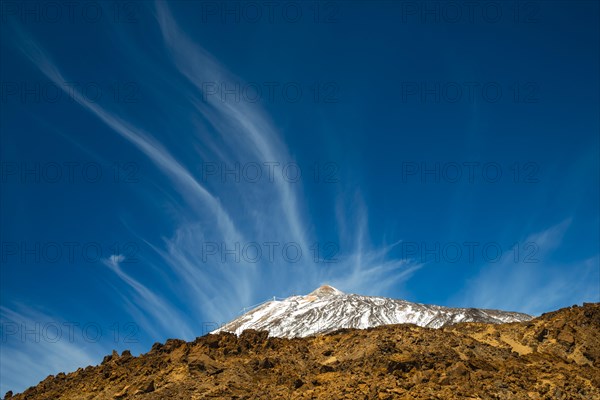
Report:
213,286,532,338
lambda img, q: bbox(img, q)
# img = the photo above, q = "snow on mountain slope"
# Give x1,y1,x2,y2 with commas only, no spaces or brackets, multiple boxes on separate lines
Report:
212,285,532,338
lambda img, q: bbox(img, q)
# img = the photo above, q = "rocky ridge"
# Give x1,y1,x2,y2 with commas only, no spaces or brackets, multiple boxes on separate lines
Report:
5,302,600,399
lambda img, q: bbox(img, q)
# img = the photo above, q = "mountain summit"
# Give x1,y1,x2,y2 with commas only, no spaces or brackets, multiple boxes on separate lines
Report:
213,286,532,338
307,284,344,297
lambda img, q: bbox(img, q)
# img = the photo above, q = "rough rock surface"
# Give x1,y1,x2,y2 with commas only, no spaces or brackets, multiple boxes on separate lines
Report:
6,303,600,399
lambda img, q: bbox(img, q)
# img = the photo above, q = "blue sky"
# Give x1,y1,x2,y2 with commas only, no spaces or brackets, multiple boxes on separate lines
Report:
1,0,599,395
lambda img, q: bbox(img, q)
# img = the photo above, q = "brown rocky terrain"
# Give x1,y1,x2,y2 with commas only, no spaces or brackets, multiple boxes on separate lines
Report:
5,303,600,400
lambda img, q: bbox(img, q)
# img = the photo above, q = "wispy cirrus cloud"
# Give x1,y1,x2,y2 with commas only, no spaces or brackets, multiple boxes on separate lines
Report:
5,13,423,394
3,2,597,397
0,306,103,395
8,1,420,340
154,0,307,251
453,219,600,315
11,24,244,248
151,0,422,314
102,255,195,340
